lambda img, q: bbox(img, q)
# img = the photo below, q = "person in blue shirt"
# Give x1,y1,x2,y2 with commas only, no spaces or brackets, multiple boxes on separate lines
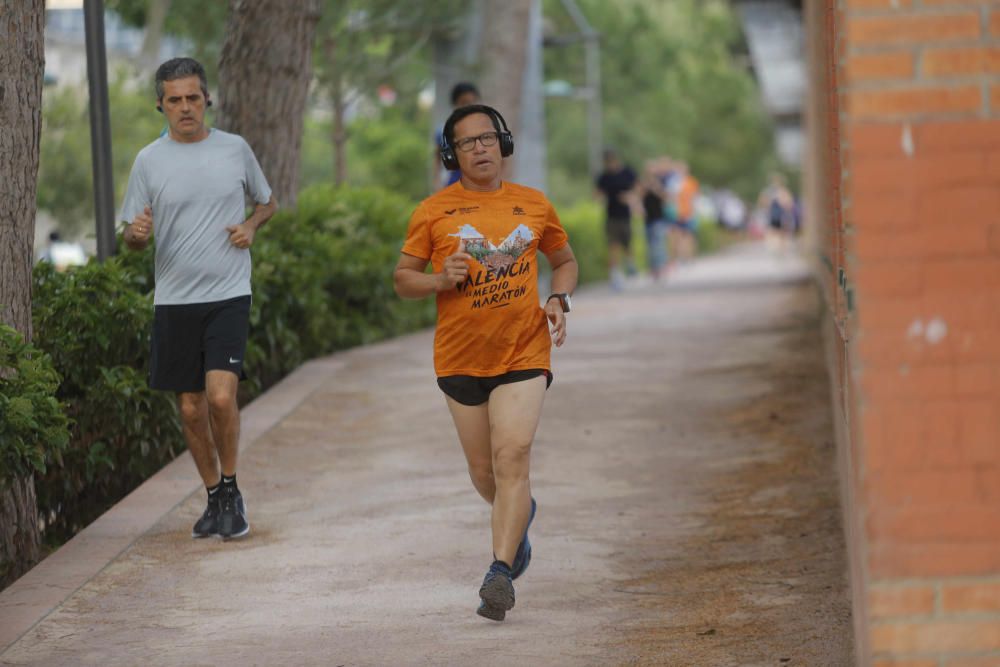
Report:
433,82,481,190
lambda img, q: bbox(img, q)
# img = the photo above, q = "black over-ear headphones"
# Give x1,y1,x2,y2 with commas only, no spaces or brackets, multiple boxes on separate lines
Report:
156,99,212,113
440,104,514,171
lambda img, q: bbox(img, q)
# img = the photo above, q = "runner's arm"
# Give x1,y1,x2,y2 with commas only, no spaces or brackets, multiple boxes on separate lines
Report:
545,244,578,299
394,253,452,299
245,195,278,232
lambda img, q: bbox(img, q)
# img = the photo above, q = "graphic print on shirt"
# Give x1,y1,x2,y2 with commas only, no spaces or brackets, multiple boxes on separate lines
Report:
449,223,534,310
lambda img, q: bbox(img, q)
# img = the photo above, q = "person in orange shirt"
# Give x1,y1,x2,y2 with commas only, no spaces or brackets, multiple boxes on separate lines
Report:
394,104,579,622
668,162,699,264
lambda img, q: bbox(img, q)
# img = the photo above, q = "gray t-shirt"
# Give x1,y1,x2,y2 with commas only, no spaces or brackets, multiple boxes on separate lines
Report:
119,128,272,305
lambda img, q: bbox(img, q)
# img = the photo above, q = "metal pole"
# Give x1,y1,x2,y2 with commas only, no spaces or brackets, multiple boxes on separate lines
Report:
584,35,602,179
558,0,602,178
84,0,116,260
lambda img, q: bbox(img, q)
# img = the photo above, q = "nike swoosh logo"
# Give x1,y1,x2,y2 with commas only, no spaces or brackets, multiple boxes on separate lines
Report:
229,357,240,364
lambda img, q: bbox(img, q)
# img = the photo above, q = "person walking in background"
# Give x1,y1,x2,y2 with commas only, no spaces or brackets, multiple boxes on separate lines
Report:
432,82,481,191
757,172,796,253
120,57,277,541
668,162,699,265
595,148,637,290
640,158,670,281
394,103,578,622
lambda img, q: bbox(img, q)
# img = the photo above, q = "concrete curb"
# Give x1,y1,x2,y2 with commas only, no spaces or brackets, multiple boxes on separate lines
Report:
0,355,345,653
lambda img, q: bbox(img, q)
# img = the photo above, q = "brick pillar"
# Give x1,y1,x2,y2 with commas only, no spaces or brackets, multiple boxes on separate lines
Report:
808,1,1000,665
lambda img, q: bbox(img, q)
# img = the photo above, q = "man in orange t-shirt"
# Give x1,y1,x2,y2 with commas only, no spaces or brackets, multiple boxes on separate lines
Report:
394,104,579,622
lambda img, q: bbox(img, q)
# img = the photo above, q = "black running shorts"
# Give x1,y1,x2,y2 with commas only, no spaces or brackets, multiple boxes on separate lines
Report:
150,295,251,393
437,369,553,407
605,216,632,249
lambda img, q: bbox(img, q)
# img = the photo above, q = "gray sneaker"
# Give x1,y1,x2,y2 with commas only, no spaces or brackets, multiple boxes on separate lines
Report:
477,562,515,621
217,484,250,540
191,493,221,538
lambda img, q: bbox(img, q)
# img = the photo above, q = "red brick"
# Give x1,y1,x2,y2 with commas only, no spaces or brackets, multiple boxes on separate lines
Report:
916,120,1000,152
855,296,922,330
872,619,1000,652
943,582,1000,612
848,122,906,157
870,505,1000,542
870,585,936,617
925,47,1000,76
993,85,1000,114
851,151,991,196
920,258,1000,294
921,293,993,330
867,468,989,506
946,657,1000,667
849,12,981,45
853,263,923,298
988,152,1000,183
917,186,1000,228
851,191,918,230
959,400,1000,464
871,542,1000,577
848,85,981,117
847,51,915,82
865,403,921,471
955,363,994,396
873,660,937,667
847,0,913,8
852,222,991,262
856,329,952,366
861,364,953,404
953,329,1000,364
992,10,1000,37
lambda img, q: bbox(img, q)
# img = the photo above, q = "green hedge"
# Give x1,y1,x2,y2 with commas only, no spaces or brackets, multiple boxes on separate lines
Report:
243,185,435,397
556,199,731,281
0,325,70,483
31,260,185,543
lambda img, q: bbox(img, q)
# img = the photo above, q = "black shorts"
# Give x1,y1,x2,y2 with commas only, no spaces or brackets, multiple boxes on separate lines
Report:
606,217,632,248
150,295,251,393
437,369,553,407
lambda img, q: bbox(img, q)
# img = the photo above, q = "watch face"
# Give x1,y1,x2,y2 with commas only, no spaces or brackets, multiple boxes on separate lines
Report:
563,294,572,312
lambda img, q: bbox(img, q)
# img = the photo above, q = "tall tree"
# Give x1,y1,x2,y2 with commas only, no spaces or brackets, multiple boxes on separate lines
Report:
0,0,46,586
478,0,532,161
216,0,321,209
313,0,463,186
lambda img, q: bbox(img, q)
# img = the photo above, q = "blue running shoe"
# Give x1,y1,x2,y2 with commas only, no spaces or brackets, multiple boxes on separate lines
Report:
510,497,536,580
477,561,515,621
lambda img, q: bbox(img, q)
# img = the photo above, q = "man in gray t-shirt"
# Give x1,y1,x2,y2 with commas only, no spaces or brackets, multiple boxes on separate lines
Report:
121,57,277,541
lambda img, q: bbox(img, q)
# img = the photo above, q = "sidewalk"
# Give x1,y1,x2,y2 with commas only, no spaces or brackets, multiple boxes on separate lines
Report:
0,242,852,666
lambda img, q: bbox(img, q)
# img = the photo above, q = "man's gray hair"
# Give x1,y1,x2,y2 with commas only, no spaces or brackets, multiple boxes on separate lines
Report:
155,57,209,100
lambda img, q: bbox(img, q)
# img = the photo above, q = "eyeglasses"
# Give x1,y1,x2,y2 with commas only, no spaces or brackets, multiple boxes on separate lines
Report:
453,131,499,152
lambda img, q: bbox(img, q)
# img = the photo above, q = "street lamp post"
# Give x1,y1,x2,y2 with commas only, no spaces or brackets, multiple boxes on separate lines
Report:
83,0,116,260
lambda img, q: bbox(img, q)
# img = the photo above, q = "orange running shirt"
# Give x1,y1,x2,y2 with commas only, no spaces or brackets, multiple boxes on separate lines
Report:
402,181,569,378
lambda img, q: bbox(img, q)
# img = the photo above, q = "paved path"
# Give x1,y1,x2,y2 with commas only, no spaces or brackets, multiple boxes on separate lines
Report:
0,242,853,666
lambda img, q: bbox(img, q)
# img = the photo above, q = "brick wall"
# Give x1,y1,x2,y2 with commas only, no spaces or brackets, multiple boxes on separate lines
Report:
807,1,1000,665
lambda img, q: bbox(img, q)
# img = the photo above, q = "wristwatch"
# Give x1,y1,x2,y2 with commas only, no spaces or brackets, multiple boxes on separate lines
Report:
547,293,572,313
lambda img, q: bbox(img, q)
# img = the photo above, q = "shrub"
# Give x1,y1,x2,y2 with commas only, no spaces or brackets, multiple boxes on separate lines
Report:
31,260,184,544
555,200,608,285
243,185,435,397
0,324,70,481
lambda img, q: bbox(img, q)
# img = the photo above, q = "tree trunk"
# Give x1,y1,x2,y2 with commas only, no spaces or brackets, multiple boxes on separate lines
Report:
332,85,347,186
0,0,46,587
216,0,321,209
478,0,532,181
0,476,42,589
139,0,172,71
